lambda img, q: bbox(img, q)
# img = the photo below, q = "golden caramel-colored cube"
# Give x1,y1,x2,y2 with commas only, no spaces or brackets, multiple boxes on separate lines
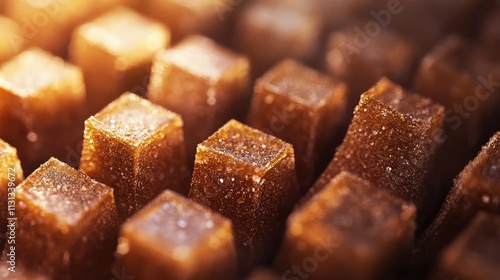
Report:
0,139,23,250
4,0,119,56
147,35,250,159
234,1,322,75
432,212,500,280
325,27,418,112
417,132,500,262
16,158,119,279
247,59,347,189
80,93,190,222
310,78,444,209
189,120,300,273
145,0,223,42
0,16,23,64
0,48,85,173
70,7,170,113
116,190,237,280
275,172,416,280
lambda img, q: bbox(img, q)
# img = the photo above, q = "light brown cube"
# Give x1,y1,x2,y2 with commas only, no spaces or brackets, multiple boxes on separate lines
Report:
70,7,170,113
80,93,190,222
116,190,237,280
0,48,86,173
16,158,119,279
145,0,223,42
147,35,250,159
0,16,23,64
247,59,347,189
275,172,416,280
4,0,119,56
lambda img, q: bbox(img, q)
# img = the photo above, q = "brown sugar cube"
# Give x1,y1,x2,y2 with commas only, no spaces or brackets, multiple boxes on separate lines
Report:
234,1,322,75
189,120,300,273
431,212,500,280
80,93,190,222
0,16,23,64
4,0,119,56
310,78,444,210
414,35,500,212
417,132,500,262
245,268,280,280
325,27,418,112
147,35,250,159
116,190,237,280
16,158,119,279
247,59,348,189
274,172,416,280
0,48,85,173
145,0,223,42
70,7,170,113
480,9,500,55
0,139,23,249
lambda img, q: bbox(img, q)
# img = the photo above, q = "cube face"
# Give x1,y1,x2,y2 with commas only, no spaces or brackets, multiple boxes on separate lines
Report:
325,27,417,111
433,212,500,280
0,48,85,173
146,0,221,41
92,92,179,144
0,16,23,64
147,35,250,158
234,1,321,74
248,59,347,188
275,172,416,280
189,120,300,273
80,93,190,221
311,78,444,207
16,158,119,279
118,190,236,280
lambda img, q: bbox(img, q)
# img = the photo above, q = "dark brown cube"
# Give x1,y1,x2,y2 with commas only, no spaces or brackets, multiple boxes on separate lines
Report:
189,120,300,273
234,1,322,75
325,26,418,112
275,172,416,280
432,212,500,280
247,59,347,189
310,78,444,209
417,132,500,261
